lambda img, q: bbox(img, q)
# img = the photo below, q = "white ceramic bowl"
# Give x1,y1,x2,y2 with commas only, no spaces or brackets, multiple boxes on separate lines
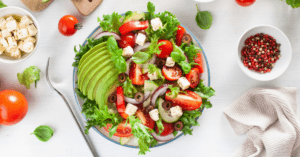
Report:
237,25,292,81
0,6,40,64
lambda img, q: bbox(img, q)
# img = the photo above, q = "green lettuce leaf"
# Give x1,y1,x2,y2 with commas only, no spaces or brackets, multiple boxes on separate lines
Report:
17,66,41,89
0,0,6,8
122,76,137,98
148,64,165,80
98,12,122,34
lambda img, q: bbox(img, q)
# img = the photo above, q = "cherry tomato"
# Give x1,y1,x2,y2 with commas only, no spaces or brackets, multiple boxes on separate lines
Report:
186,68,200,88
165,90,202,110
235,0,256,7
58,15,81,36
129,62,149,85
194,53,204,73
156,40,173,58
116,86,129,119
0,90,28,126
104,120,132,137
135,109,155,130
119,21,149,35
155,121,174,136
118,32,136,48
162,65,182,81
176,25,186,46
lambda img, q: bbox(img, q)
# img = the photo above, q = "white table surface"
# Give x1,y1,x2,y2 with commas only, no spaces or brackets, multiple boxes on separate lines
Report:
0,0,299,157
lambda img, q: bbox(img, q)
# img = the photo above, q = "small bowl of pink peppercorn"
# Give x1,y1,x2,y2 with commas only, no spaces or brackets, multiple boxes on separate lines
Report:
237,25,292,81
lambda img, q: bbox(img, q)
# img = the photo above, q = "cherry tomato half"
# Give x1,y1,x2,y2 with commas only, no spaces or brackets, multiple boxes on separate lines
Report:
155,121,174,136
176,25,186,46
104,120,133,137
165,90,202,110
156,40,173,58
186,68,200,88
129,62,149,85
0,90,28,126
136,109,155,130
118,32,136,48
235,0,256,7
162,65,182,81
194,53,204,73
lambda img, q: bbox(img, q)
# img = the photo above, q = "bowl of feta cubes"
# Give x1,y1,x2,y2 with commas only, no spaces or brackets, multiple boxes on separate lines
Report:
0,6,39,63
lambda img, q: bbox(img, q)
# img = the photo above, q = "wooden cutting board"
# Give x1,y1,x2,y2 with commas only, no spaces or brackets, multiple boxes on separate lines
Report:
71,0,103,16
20,0,53,12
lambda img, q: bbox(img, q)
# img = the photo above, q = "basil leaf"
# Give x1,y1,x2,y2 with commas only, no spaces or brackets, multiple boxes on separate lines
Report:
132,51,149,64
107,36,118,53
0,0,6,8
195,4,212,30
17,66,41,89
170,51,182,63
286,0,300,8
179,61,191,74
31,125,54,142
114,56,127,72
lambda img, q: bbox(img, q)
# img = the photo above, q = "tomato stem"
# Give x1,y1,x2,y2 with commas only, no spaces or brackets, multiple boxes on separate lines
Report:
75,23,83,30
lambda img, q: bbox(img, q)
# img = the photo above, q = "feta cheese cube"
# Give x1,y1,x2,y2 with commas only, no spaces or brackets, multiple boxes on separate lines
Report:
135,33,146,46
124,103,138,116
151,18,163,31
0,45,5,55
16,28,29,39
24,37,36,43
6,16,15,22
22,41,34,53
10,48,21,58
170,106,183,117
20,16,33,28
6,20,18,32
7,37,17,48
18,41,24,51
149,109,159,121
0,38,8,47
122,46,134,57
2,29,12,38
166,57,175,67
27,24,38,36
177,77,190,90
147,71,158,81
0,17,6,29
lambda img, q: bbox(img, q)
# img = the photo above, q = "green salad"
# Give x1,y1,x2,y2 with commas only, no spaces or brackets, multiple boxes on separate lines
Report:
73,2,215,155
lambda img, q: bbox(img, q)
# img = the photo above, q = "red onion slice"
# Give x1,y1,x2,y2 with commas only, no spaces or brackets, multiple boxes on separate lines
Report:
150,84,173,107
124,91,151,105
151,132,175,142
125,59,132,75
133,42,151,52
94,31,121,40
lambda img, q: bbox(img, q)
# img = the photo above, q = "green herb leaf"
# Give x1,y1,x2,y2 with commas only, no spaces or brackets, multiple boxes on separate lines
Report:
148,64,165,80
0,0,6,8
180,110,202,135
155,118,164,135
150,139,158,147
194,80,216,99
145,1,156,21
107,36,127,73
286,0,300,8
166,85,186,98
132,51,150,64
125,11,132,17
195,4,213,30
98,12,122,34
170,51,184,63
178,61,191,74
31,125,54,142
201,98,213,110
128,115,154,155
17,66,41,89
122,76,137,98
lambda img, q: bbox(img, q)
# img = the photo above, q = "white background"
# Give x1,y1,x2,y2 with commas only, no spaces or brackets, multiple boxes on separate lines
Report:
0,0,299,157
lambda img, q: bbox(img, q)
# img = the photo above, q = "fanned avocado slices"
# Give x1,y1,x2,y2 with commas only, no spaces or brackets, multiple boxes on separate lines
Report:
78,42,107,68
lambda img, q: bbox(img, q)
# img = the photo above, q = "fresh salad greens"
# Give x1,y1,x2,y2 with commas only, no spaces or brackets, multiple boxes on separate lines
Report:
195,4,213,30
285,0,300,8
31,125,54,142
0,0,6,8
73,1,215,155
17,66,41,89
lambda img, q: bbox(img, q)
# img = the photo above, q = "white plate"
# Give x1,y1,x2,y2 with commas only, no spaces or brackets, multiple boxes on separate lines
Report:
73,24,211,148
237,25,292,81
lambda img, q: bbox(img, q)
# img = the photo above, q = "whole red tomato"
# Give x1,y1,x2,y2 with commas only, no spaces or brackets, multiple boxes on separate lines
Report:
0,90,28,126
235,0,256,7
58,15,82,36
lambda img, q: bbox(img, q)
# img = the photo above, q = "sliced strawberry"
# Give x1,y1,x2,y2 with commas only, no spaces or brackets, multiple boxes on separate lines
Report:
129,62,149,85
116,86,129,119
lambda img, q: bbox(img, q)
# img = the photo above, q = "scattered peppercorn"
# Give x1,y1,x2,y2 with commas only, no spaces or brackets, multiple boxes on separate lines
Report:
241,33,281,73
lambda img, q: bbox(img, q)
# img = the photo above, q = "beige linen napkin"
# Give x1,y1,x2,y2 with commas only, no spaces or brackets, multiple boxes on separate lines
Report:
223,88,300,157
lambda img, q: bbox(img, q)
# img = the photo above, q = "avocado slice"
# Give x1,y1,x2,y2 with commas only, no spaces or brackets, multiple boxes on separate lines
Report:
78,50,109,88
95,71,119,106
123,11,145,24
86,61,115,99
78,46,108,72
78,42,107,68
81,56,113,96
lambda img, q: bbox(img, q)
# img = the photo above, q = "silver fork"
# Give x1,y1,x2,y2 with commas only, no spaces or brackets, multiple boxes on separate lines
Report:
46,57,99,157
